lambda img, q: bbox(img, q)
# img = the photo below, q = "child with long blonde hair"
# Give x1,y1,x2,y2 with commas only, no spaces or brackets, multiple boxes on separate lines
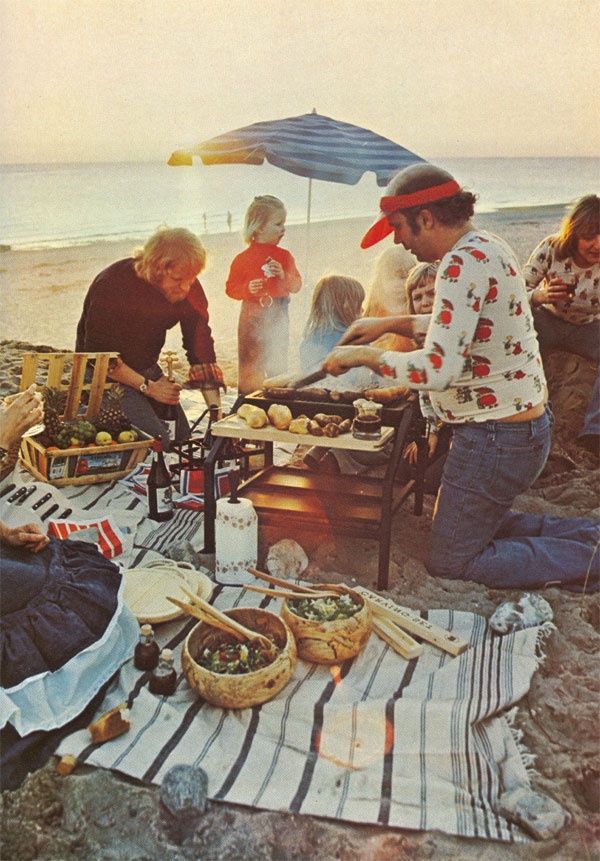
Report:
226,196,302,394
300,274,365,372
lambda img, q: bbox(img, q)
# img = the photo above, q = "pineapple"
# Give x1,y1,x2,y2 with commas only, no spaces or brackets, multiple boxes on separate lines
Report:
97,385,132,434
41,387,68,442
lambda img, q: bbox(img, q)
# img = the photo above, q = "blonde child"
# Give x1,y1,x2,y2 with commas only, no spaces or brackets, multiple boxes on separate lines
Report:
401,262,452,493
299,274,373,473
226,195,302,394
363,244,418,352
299,274,366,371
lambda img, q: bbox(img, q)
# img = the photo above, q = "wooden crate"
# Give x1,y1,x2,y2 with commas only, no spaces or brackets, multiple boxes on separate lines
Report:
18,351,153,486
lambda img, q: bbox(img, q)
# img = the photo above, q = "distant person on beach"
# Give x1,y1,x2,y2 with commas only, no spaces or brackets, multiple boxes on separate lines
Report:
362,244,418,352
522,194,599,455
76,227,225,447
226,196,302,394
322,163,599,591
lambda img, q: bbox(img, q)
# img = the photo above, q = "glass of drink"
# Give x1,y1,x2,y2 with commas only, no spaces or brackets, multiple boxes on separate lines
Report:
352,399,383,440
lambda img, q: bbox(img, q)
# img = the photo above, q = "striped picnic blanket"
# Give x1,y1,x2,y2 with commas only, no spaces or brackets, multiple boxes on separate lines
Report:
56,583,548,843
3,390,547,841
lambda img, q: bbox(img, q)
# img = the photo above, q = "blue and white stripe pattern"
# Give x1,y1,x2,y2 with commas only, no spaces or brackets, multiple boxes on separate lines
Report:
57,582,547,843
169,112,425,187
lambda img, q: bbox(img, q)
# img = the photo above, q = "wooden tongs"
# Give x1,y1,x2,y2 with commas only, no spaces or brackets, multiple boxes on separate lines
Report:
246,567,469,660
166,586,273,648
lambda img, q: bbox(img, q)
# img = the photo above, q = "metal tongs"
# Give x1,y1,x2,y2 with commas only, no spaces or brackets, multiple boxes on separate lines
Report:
263,367,327,391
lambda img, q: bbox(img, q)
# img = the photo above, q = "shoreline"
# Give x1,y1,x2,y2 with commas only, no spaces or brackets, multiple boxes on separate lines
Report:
0,204,566,388
0,202,569,254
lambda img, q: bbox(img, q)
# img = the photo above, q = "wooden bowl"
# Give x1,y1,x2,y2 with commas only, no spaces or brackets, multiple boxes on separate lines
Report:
182,607,297,709
280,584,372,665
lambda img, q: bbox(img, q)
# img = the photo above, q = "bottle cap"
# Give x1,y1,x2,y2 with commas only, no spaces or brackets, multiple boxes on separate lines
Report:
140,623,153,636
161,648,173,661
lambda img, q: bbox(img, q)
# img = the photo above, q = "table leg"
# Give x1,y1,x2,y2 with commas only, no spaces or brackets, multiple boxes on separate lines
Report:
202,435,227,553
377,401,417,590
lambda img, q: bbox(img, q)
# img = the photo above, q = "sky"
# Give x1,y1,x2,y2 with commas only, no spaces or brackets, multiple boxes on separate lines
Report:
1,0,599,164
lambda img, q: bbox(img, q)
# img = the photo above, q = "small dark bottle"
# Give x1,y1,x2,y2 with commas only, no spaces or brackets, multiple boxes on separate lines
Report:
148,439,174,522
149,648,178,696
134,623,160,671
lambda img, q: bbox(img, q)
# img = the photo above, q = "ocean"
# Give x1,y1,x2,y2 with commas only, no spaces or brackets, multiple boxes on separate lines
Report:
1,157,598,251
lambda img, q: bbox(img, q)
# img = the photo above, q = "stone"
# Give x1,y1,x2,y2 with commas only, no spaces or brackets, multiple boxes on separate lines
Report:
489,592,554,634
160,764,208,818
497,786,571,840
266,538,309,580
164,540,200,567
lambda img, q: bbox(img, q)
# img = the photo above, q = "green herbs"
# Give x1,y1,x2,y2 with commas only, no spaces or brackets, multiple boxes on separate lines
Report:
288,594,362,622
198,640,278,675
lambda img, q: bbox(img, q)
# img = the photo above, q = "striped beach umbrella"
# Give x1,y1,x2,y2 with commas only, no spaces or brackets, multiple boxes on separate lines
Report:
168,111,425,223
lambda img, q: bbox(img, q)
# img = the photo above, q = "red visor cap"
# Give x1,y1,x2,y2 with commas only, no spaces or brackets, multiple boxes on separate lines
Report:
360,180,462,249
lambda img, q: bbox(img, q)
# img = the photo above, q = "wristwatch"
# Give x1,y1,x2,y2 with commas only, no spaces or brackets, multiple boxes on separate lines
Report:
139,379,150,394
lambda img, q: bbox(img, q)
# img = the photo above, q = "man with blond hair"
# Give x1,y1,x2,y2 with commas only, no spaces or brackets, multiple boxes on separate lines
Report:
324,163,599,591
76,226,224,445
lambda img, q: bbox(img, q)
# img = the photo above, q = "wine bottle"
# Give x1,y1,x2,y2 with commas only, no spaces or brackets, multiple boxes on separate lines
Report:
162,352,178,444
148,439,174,522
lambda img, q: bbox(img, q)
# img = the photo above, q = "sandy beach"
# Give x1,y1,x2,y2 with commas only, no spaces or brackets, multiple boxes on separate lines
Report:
1,204,599,860
0,204,569,388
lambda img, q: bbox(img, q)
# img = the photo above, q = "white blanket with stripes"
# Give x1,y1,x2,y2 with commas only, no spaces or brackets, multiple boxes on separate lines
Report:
6,440,546,842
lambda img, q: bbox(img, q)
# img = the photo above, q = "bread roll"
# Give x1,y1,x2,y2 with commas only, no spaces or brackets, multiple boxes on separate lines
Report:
267,404,293,430
338,419,352,433
288,416,310,434
323,422,341,437
237,404,268,428
363,386,409,404
307,420,324,436
88,703,131,744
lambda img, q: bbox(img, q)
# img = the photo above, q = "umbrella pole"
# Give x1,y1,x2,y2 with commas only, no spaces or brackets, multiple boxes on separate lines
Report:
304,178,312,282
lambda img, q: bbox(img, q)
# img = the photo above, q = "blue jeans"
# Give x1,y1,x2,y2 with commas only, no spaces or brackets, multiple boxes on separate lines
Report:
119,364,190,451
533,307,600,437
427,406,599,590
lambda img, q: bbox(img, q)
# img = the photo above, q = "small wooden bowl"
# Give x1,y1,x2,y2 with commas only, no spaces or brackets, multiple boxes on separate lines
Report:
182,607,297,709
281,585,372,665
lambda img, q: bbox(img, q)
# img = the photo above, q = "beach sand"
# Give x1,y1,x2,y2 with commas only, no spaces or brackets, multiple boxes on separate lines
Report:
1,205,599,860
0,204,569,386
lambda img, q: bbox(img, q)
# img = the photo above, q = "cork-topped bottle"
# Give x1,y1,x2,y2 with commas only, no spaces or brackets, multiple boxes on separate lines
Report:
149,648,178,696
134,623,160,671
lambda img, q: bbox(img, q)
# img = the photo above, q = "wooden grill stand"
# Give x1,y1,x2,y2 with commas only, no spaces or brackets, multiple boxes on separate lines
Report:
202,394,425,590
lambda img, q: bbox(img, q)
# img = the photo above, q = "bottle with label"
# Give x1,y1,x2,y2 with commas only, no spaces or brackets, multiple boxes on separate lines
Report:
134,623,160,671
149,648,178,696
161,352,179,444
148,439,174,521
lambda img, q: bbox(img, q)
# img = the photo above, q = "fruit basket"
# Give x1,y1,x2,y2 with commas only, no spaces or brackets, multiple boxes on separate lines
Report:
18,351,152,486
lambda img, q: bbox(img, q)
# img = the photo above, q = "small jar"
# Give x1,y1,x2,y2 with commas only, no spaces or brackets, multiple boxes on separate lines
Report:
149,648,178,696
134,623,160,671
352,399,383,440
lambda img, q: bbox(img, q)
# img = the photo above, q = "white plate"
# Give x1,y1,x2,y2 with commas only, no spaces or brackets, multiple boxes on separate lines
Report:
123,561,213,624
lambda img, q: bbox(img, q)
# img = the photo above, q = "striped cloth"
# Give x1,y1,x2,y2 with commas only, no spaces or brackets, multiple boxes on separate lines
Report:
168,112,425,187
56,585,549,843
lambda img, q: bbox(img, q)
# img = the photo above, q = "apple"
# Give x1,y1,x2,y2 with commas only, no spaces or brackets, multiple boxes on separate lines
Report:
95,431,113,445
118,430,136,443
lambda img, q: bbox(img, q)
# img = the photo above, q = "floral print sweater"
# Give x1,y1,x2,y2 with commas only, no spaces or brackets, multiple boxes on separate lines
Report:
522,236,600,326
381,231,546,424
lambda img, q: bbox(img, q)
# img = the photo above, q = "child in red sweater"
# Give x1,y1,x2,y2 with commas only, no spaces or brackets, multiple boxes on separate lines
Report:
226,196,302,394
